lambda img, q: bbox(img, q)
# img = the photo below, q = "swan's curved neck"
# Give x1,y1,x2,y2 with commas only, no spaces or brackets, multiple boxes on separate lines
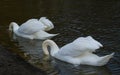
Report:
42,40,59,56
9,22,19,32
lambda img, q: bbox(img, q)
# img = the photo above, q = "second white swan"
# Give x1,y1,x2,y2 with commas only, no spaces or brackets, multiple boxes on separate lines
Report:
42,36,114,66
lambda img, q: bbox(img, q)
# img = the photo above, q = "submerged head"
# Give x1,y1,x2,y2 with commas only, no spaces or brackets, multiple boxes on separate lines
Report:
42,39,59,56
9,22,19,32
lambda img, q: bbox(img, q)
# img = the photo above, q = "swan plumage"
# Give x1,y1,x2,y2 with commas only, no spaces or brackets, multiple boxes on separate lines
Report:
18,19,46,35
9,17,57,40
59,36,103,57
42,37,114,66
39,17,54,31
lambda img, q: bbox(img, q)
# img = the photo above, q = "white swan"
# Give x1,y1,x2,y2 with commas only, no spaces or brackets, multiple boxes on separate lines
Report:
42,38,114,66
9,17,58,40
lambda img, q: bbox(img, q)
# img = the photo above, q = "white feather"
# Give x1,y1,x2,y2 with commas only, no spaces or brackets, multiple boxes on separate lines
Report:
18,19,46,35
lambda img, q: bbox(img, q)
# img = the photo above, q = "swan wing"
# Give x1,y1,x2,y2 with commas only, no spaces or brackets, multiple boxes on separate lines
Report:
18,19,46,35
39,17,54,31
59,43,82,57
59,36,103,57
72,36,103,52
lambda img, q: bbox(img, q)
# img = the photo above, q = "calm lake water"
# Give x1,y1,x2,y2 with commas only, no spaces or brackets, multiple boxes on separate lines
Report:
0,0,120,75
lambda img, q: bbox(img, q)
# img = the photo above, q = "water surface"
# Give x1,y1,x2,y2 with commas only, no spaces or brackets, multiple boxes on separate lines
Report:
0,0,120,75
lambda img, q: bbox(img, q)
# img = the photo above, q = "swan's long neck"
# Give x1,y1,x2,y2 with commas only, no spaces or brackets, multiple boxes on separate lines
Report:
42,40,59,56
9,22,19,33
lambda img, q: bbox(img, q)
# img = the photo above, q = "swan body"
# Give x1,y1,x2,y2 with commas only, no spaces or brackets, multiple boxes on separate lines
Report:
42,38,114,66
9,17,57,40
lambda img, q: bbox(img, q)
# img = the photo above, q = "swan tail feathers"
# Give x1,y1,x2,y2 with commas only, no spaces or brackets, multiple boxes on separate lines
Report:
43,33,58,40
48,33,59,38
110,52,115,56
97,52,114,66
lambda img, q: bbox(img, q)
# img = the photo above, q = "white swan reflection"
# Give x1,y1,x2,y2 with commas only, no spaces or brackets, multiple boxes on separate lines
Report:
52,59,111,75
10,36,57,74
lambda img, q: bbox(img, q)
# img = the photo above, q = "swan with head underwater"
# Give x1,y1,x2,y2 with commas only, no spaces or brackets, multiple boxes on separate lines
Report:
42,36,114,66
9,17,58,40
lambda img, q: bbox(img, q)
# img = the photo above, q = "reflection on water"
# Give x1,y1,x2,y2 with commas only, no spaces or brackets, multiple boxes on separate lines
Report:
0,0,120,75
53,59,111,75
9,34,57,74
14,37,44,61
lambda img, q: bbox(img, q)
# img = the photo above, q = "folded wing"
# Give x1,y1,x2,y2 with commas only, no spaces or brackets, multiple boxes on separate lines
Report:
58,36,103,57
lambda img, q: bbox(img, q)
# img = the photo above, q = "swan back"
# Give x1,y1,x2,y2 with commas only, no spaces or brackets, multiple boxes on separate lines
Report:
18,19,46,35
59,36,103,57
72,36,103,52
39,17,54,31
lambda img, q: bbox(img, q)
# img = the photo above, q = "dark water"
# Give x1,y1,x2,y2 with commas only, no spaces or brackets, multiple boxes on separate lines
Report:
0,0,120,75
